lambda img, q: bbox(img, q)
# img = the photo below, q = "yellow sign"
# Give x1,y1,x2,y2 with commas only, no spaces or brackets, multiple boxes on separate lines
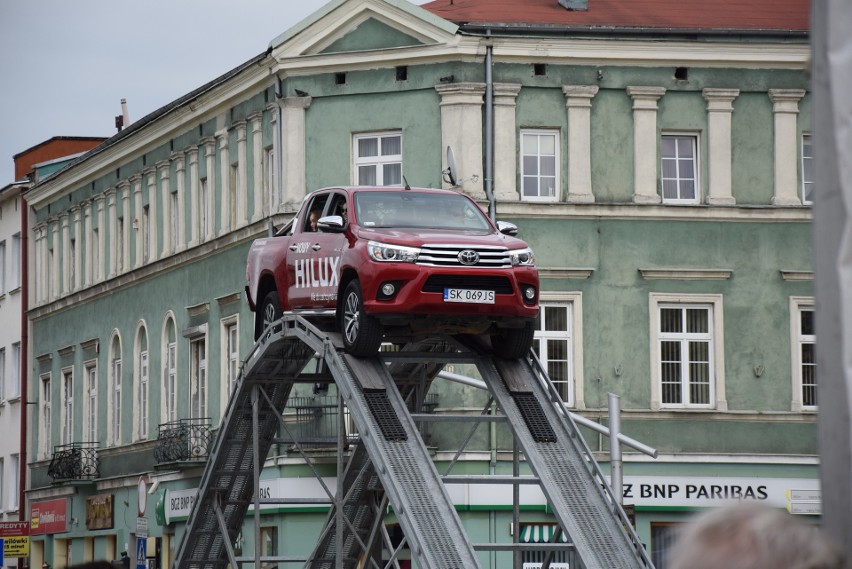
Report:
4,535,30,557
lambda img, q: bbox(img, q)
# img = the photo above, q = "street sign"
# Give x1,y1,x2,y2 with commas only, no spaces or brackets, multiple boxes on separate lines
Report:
136,517,148,539
0,521,30,558
135,537,146,569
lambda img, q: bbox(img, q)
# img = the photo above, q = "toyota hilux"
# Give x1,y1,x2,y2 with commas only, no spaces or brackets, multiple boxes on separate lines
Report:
245,186,539,357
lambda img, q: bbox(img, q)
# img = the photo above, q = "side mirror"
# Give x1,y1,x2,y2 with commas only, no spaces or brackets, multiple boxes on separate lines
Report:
317,215,346,233
497,221,518,236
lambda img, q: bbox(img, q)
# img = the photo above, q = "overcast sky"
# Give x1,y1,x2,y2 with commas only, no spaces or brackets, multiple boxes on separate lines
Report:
0,0,429,185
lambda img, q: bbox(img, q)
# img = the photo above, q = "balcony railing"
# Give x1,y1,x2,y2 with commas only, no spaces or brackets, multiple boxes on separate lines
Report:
154,418,213,465
48,442,99,482
279,394,439,447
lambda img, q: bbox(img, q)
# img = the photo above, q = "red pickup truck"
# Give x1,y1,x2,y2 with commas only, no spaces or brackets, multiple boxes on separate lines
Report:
245,186,539,357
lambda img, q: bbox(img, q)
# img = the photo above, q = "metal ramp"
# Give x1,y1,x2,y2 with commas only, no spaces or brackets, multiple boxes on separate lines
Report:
173,321,317,569
473,347,650,569
173,315,653,569
305,339,456,568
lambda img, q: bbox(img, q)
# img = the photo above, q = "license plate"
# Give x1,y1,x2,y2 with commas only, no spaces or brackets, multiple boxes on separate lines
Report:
443,288,495,304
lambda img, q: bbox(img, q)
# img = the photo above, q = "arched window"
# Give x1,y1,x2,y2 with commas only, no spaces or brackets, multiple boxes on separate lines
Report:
162,314,178,424
134,322,149,440
108,331,123,447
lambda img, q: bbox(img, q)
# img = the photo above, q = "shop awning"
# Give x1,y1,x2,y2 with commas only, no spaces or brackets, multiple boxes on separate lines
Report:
520,524,569,543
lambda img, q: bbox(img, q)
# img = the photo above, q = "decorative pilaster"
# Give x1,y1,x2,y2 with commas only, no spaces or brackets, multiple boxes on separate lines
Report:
280,96,312,209
249,112,265,222
201,138,216,242
186,146,200,248
435,83,486,198
143,167,158,263
118,180,131,273
627,86,666,204
769,89,807,206
95,195,106,282
703,89,740,205
563,85,600,203
217,129,231,235
234,121,248,228
50,220,60,300
83,203,93,287
171,151,186,252
493,83,522,201
72,206,82,291
158,160,172,257
131,174,144,267
106,188,117,278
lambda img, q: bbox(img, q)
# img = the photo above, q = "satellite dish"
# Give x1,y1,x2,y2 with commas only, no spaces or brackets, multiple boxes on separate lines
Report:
443,146,458,187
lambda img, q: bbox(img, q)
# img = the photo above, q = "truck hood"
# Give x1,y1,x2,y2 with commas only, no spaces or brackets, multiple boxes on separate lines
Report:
354,226,531,249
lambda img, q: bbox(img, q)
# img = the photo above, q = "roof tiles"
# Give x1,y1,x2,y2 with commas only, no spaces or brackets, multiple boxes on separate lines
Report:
419,0,808,32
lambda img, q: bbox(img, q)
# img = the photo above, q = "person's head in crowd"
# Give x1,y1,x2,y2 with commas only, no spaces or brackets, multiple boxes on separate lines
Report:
668,503,844,569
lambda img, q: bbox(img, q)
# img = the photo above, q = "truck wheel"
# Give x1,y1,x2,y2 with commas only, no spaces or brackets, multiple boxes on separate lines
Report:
255,290,282,340
491,321,535,359
341,280,383,356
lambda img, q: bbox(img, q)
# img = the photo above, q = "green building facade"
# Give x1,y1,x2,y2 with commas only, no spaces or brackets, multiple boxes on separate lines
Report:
23,1,813,567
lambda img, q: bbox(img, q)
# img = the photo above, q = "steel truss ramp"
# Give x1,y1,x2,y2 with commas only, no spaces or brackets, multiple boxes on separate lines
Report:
473,351,652,569
319,346,482,569
174,320,317,569
305,339,455,569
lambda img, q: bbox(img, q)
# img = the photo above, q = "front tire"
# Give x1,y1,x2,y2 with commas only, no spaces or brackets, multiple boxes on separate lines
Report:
255,290,282,340
491,320,535,359
341,280,383,356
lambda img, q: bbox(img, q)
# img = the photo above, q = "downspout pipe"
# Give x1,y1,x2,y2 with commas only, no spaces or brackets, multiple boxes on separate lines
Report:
484,31,496,221
19,193,29,533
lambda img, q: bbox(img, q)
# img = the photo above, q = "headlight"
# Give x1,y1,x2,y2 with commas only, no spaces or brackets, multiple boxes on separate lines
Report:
367,240,421,263
509,247,535,266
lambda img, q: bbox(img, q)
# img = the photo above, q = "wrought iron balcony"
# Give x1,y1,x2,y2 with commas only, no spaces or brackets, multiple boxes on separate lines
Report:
154,418,213,465
279,394,439,447
48,442,99,482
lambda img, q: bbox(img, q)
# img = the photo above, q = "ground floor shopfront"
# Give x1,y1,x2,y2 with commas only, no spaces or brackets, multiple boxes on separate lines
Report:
26,457,819,569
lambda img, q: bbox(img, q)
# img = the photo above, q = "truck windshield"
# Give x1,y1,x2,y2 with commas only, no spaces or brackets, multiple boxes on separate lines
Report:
354,191,491,231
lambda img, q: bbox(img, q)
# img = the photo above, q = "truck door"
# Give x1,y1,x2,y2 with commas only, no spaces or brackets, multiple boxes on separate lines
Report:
286,192,346,309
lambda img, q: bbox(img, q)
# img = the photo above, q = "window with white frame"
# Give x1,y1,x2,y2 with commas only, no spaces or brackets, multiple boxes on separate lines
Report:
40,374,52,459
85,363,98,443
0,240,5,294
801,134,813,204
521,129,560,202
11,233,20,289
110,336,122,447
9,454,18,510
791,298,816,411
354,132,402,186
661,134,699,203
222,318,239,398
534,303,574,406
166,340,177,422
10,342,19,398
62,368,74,445
190,336,207,419
138,348,149,440
650,294,725,410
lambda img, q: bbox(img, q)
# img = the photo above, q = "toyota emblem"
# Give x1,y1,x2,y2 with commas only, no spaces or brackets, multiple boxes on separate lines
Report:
458,250,480,265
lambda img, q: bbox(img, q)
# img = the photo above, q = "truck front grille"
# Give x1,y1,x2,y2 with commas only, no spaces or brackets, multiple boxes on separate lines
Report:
417,244,511,268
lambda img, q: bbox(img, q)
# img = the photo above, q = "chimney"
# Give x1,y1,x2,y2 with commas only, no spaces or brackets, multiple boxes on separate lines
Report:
558,0,588,10
121,98,131,128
